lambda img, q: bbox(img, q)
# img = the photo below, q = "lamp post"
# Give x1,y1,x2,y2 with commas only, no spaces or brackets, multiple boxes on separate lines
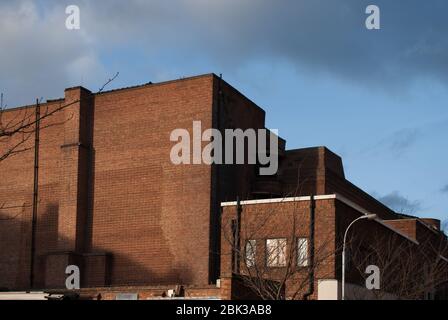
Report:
342,213,377,300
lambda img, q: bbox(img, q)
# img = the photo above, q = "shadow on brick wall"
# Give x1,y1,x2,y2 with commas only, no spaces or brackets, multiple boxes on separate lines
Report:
0,207,192,291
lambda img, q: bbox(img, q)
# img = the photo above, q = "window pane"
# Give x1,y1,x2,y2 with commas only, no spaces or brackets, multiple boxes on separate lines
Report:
266,238,287,267
297,238,308,267
245,240,256,267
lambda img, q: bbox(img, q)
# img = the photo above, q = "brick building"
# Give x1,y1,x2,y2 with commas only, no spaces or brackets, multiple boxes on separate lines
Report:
0,73,447,299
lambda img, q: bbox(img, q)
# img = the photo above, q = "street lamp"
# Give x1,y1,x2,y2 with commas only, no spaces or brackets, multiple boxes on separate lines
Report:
342,213,377,300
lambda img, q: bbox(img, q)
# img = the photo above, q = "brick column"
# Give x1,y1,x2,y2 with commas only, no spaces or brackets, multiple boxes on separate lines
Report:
45,87,93,288
57,86,92,252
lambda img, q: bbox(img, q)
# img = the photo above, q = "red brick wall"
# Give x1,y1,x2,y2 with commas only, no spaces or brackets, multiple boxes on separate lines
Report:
334,200,448,298
382,219,417,240
210,76,268,281
3,73,442,298
221,197,447,300
278,146,397,220
220,198,337,299
88,75,215,286
1,73,281,290
0,75,220,289
0,99,66,289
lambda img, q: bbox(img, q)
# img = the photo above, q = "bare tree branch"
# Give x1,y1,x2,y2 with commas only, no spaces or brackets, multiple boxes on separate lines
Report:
0,72,119,221
348,227,448,300
0,72,119,163
221,167,338,300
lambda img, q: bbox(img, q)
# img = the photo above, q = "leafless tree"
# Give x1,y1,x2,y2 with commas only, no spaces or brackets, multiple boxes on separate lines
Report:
221,167,338,300
348,228,448,300
0,72,119,217
0,72,118,163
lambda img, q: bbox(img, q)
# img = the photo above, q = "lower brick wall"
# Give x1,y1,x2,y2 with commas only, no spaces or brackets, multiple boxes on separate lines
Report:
220,198,337,300
44,275,271,300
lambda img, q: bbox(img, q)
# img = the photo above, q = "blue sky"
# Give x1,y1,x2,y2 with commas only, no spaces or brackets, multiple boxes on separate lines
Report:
1,0,447,225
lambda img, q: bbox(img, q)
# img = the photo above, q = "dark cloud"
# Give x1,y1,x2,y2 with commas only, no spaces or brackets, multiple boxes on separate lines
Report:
378,191,422,214
362,127,420,157
388,129,420,152
80,0,448,86
378,128,421,156
3,0,448,106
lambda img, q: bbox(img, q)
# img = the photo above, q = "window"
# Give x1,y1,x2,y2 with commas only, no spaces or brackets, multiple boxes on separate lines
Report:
266,238,287,267
245,240,256,267
297,238,309,267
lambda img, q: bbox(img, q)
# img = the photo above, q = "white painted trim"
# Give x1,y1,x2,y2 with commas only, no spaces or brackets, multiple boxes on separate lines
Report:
220,196,313,207
315,194,338,200
220,194,338,207
220,194,365,209
221,193,419,244
0,292,48,300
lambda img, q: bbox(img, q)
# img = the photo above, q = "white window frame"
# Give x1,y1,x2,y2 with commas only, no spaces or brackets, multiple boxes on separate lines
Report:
266,238,287,267
297,238,309,267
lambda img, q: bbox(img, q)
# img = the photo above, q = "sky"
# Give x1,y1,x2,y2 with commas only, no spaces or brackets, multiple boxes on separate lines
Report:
0,0,447,226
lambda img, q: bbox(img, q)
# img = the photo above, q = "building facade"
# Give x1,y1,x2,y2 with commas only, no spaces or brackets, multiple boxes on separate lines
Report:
0,73,446,299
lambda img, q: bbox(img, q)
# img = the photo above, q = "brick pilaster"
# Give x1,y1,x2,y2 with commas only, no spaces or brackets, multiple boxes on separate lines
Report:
57,87,93,252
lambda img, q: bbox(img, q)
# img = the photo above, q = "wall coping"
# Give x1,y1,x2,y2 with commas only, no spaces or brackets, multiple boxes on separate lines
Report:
221,193,419,244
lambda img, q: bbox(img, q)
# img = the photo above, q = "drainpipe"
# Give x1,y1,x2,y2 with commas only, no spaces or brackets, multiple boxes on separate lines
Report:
30,99,40,289
303,195,315,300
232,197,242,274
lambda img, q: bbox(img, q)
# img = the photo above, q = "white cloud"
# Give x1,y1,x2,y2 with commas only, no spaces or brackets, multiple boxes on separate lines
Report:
0,0,104,107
